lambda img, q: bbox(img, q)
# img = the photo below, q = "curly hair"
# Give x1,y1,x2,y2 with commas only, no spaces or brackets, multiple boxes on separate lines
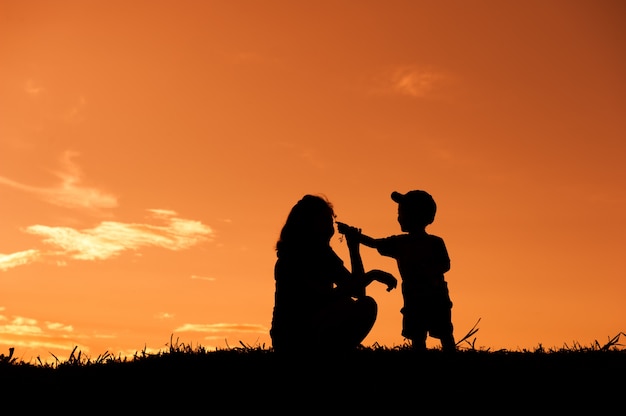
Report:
276,194,336,255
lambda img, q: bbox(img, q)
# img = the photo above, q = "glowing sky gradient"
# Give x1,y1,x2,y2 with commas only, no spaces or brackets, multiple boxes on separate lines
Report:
1,0,624,362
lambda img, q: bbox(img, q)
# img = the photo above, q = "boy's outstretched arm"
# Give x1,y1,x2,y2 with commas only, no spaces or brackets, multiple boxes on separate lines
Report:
357,232,378,248
336,222,379,248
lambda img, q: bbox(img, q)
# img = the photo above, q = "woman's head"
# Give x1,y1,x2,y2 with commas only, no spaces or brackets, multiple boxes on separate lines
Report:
276,194,336,253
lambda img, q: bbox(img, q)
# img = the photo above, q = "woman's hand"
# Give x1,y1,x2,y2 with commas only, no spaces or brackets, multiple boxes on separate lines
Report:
365,269,398,292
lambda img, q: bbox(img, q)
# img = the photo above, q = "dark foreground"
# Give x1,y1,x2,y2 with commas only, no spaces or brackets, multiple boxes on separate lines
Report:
2,346,624,412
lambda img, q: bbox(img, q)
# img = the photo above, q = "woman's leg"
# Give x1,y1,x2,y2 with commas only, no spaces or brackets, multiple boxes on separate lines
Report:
314,296,378,351
349,296,378,346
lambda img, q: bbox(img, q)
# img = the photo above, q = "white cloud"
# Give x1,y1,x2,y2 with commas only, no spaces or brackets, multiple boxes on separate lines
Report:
0,250,41,272
0,316,43,336
1,210,213,270
0,311,90,362
25,209,213,261
174,323,267,334
46,322,74,332
149,209,178,218
0,152,212,270
0,151,117,211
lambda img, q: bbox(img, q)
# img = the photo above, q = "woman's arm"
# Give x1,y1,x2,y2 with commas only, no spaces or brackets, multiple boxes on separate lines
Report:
345,231,368,297
334,223,397,296
344,231,398,293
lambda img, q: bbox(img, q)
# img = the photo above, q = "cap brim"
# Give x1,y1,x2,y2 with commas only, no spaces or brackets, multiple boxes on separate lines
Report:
391,191,404,203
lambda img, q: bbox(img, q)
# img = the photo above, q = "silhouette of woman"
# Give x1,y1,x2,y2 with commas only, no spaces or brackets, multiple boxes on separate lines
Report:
270,194,397,353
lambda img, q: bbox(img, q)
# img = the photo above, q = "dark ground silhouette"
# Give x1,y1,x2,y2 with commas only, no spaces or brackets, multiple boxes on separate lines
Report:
1,344,624,413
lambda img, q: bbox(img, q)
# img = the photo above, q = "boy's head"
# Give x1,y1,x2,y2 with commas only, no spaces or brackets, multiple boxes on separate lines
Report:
391,190,436,232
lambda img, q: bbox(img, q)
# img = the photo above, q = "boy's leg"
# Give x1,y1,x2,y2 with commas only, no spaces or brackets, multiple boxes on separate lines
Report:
432,291,455,352
401,305,427,351
440,333,456,352
409,332,427,352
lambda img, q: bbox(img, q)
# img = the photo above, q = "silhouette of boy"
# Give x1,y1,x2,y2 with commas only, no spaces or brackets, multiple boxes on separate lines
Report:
338,190,455,352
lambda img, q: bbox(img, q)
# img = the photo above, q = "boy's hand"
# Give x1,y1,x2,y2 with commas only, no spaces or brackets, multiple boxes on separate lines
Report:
336,222,363,249
336,222,360,237
366,269,398,292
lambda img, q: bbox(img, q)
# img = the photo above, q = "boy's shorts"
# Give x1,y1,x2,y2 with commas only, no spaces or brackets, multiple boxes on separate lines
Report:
401,294,453,340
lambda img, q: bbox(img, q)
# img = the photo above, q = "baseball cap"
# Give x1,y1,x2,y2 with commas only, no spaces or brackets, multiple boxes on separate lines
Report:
391,190,435,206
391,190,437,224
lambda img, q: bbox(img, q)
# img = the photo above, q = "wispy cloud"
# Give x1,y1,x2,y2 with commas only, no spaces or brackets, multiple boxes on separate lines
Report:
27,210,213,261
370,65,449,99
0,315,43,335
391,66,445,97
46,322,74,332
0,151,213,271
272,141,327,171
24,79,44,96
64,96,87,123
0,151,117,211
190,275,216,281
0,312,86,360
174,323,267,334
0,210,213,270
0,250,41,271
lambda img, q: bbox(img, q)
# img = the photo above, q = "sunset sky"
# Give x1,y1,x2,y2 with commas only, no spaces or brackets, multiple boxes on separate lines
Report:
1,0,624,362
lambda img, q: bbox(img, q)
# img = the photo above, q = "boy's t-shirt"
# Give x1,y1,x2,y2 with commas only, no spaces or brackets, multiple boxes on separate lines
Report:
375,233,450,292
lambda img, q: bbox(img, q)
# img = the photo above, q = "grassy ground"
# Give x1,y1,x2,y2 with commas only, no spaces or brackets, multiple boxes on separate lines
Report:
2,333,624,412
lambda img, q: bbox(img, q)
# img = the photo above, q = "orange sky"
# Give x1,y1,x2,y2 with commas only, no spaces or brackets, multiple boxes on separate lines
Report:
1,0,624,362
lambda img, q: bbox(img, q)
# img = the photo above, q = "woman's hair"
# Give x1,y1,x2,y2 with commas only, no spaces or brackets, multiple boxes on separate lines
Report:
276,194,336,255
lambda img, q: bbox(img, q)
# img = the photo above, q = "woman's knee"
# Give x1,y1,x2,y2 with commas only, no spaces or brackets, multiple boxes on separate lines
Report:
357,296,378,318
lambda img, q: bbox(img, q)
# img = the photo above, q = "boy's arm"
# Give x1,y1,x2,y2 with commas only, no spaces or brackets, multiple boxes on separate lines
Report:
336,222,380,248
357,233,378,248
